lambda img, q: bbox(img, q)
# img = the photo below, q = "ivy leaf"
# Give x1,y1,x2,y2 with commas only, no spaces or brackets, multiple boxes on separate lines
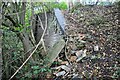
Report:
31,66,40,70
40,68,47,72
14,27,21,31
33,70,40,74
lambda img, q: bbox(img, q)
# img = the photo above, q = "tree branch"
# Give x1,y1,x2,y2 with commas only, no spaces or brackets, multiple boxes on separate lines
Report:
4,15,20,27
2,22,19,32
9,9,48,80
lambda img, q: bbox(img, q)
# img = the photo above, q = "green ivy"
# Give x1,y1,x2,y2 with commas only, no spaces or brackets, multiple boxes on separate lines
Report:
58,2,67,10
48,2,67,10
31,66,40,70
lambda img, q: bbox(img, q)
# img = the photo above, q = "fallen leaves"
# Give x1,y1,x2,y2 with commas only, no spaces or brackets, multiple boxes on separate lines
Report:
61,61,69,65
82,70,93,79
76,49,87,62
51,5,119,79
93,45,99,51
78,33,86,40
55,71,66,77
70,56,77,62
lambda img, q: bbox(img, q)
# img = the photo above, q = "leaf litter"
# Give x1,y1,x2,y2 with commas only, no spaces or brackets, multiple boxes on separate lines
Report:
50,5,119,79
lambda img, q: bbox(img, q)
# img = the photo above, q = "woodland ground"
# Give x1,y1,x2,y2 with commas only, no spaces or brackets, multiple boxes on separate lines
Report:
49,5,120,80
2,5,120,80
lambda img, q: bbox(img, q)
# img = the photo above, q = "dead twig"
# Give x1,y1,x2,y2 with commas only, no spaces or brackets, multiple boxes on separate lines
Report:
65,36,71,64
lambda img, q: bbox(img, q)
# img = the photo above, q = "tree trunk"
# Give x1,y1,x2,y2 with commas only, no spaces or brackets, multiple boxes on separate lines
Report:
0,1,3,79
0,30,2,80
18,33,32,54
2,2,33,58
118,2,120,25
19,2,32,57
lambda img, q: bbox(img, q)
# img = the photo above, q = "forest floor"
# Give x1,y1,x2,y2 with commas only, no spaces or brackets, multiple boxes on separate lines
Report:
50,5,120,80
